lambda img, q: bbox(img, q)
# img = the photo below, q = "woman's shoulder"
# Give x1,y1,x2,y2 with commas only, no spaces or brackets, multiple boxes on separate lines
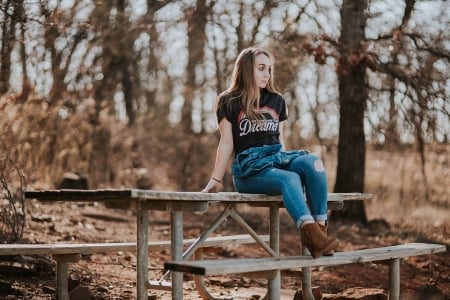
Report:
218,91,240,104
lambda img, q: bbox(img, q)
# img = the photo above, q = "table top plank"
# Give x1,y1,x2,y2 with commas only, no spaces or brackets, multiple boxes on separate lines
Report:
25,189,371,202
131,190,372,202
25,189,371,211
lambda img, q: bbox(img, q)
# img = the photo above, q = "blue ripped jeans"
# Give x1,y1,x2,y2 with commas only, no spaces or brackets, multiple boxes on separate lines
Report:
232,144,328,228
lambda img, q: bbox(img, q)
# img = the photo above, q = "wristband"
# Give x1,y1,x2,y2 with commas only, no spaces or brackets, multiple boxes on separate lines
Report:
212,177,222,183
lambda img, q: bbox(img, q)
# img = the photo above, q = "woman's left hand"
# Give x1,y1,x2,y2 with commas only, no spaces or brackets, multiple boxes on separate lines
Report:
201,179,223,193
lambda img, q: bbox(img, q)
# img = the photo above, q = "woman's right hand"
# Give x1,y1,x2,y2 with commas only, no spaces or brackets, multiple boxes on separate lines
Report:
201,178,223,193
202,119,232,193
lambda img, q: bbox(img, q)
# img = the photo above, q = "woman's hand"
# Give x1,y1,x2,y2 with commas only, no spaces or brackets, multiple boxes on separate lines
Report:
202,119,232,193
201,178,223,193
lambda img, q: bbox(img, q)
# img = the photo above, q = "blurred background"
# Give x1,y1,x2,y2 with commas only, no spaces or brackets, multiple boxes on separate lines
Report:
1,0,449,227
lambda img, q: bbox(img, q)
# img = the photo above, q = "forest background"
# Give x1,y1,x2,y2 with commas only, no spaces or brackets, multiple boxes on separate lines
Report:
0,0,449,241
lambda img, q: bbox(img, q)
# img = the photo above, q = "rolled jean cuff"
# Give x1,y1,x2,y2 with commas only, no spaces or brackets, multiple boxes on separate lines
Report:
296,215,314,228
314,214,328,222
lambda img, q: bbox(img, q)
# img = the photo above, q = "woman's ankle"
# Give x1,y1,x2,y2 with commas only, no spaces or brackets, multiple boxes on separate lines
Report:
300,220,314,228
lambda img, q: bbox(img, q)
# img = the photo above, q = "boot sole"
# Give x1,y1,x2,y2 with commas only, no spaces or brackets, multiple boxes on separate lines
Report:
311,239,339,258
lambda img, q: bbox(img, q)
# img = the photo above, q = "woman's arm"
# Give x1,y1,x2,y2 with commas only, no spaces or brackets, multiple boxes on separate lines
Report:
279,121,286,150
202,118,234,193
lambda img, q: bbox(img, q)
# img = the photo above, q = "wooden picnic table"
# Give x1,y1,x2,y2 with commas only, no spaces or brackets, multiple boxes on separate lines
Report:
25,189,372,300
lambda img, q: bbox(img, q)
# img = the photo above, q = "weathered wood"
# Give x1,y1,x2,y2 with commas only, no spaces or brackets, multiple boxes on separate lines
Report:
23,189,373,300
1,234,269,300
0,234,269,256
268,203,280,299
24,189,133,201
171,211,184,299
136,201,148,300
389,258,400,300
25,189,372,211
25,189,372,213
301,248,314,300
164,243,446,276
140,200,210,211
53,254,81,300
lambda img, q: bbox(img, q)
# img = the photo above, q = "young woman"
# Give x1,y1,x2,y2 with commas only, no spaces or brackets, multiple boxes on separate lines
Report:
202,47,338,258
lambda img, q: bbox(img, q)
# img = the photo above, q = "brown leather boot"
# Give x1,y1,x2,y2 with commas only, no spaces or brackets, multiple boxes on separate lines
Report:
318,223,334,256
301,223,339,258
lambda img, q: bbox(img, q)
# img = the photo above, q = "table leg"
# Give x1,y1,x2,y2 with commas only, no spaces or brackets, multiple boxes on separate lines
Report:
389,258,400,300
229,207,277,257
53,254,80,300
267,205,280,299
137,202,149,300
171,211,184,299
301,249,315,300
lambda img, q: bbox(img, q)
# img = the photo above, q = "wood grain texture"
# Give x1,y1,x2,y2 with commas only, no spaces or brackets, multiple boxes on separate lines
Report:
0,234,269,256
164,243,446,275
25,189,372,211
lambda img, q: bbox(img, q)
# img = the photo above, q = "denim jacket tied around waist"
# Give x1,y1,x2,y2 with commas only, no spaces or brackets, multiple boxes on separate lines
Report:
232,144,309,179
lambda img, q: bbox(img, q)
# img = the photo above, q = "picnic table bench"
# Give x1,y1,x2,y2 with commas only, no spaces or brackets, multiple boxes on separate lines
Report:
165,243,446,300
21,189,374,300
0,234,268,300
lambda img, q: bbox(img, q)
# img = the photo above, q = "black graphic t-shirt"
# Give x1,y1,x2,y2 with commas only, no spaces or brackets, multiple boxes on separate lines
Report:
216,89,288,156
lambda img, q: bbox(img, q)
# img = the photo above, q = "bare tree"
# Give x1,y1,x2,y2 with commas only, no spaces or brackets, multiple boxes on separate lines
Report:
181,0,209,133
17,0,30,102
236,0,278,51
0,0,19,94
331,0,369,224
1,0,448,194
141,0,172,112
0,158,26,243
178,0,210,190
332,0,449,223
89,0,138,125
39,0,88,104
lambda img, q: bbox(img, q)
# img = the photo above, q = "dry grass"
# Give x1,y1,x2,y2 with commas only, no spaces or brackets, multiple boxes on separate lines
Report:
364,145,449,227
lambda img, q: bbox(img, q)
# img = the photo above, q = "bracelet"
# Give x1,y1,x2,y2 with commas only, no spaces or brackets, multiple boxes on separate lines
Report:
212,177,222,183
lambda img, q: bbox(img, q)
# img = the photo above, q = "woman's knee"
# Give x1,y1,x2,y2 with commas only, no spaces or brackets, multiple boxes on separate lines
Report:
309,154,325,172
292,153,326,173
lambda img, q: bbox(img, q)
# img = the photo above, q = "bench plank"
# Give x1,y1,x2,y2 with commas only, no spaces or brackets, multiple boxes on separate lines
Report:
164,243,446,275
0,234,268,256
1,234,269,300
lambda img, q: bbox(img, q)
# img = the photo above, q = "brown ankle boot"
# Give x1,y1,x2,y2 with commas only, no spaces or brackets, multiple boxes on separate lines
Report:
318,223,334,256
301,223,339,258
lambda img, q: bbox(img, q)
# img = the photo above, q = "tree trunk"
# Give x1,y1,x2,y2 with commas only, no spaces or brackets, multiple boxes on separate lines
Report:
19,2,31,102
144,0,171,112
0,0,15,95
179,0,208,190
331,0,369,224
181,0,208,133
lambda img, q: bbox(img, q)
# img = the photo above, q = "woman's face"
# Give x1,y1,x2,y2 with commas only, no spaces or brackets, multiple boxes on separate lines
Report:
253,53,271,88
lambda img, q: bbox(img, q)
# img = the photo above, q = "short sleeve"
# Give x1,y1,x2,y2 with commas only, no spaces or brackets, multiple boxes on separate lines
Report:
279,96,288,122
216,96,232,123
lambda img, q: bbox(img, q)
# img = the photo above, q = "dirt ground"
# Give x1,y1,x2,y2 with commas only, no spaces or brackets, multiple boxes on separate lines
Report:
0,197,448,300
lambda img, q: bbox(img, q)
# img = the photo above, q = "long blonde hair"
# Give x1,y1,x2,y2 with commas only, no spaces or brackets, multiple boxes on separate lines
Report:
219,47,279,120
